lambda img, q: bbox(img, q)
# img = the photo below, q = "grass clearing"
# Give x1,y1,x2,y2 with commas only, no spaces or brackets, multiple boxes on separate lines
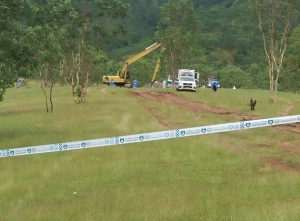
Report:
1,83,300,220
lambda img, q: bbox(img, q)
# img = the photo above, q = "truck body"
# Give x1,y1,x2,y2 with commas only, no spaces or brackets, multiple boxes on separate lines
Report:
102,42,162,87
195,72,200,87
167,69,199,89
176,69,197,92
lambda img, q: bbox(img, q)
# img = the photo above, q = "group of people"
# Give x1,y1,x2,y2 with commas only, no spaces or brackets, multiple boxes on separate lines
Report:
108,79,138,88
108,77,237,91
151,80,168,88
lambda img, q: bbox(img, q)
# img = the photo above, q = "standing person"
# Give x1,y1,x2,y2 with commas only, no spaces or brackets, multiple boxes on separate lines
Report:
17,77,23,88
132,79,138,88
211,80,218,92
110,79,115,86
162,80,166,88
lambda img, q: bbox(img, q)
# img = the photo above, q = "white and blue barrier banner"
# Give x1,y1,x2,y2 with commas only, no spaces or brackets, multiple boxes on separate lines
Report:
1,115,299,158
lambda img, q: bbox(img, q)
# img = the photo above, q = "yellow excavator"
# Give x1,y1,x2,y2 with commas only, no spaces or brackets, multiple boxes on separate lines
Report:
102,42,162,87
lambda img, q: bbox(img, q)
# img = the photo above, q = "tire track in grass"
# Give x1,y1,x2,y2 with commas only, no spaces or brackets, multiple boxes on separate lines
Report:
131,90,300,172
281,102,294,116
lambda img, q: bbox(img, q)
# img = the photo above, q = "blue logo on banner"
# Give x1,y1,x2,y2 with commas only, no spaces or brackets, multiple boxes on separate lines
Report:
180,131,185,136
120,138,124,143
63,144,68,150
165,132,169,137
139,136,144,141
207,128,212,132
27,149,32,153
228,125,234,130
105,140,109,144
246,123,251,128
268,120,273,125
32,148,36,153
145,135,149,140
201,128,206,133
81,142,86,148
10,151,14,156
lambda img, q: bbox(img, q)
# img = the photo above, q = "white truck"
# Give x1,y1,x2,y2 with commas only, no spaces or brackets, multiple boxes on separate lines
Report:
176,69,197,92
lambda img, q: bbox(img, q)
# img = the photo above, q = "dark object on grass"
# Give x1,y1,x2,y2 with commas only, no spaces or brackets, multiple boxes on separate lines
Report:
211,81,218,92
248,98,257,110
212,84,217,92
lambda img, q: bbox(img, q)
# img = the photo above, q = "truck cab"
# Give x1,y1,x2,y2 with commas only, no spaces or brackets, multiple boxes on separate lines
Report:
176,69,197,92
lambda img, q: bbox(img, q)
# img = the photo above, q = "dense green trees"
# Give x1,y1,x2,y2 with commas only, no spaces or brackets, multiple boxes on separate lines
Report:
0,0,300,104
155,0,204,84
0,0,32,101
282,24,300,93
0,0,131,108
216,65,252,89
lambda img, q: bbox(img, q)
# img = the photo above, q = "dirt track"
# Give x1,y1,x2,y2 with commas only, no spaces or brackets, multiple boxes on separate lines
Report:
130,90,300,172
131,90,254,120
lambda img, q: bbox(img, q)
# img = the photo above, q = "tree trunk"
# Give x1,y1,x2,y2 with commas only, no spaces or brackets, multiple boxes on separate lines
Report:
254,0,292,103
40,63,49,112
80,1,88,103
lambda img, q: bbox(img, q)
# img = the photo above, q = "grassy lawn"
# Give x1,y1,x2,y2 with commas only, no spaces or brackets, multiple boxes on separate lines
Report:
1,82,300,221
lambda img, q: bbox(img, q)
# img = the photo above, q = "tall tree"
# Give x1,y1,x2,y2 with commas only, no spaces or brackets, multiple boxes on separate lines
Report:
0,0,32,101
74,0,131,103
29,0,79,112
29,0,131,107
155,0,203,85
248,0,298,103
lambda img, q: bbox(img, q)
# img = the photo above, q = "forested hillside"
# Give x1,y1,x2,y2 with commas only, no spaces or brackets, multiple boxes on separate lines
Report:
109,0,300,93
0,0,299,103
109,0,231,50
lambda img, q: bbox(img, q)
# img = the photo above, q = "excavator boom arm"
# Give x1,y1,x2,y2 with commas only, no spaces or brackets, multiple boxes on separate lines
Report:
119,43,162,78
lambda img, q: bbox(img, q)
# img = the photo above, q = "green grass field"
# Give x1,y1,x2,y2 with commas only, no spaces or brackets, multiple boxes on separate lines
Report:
1,82,300,221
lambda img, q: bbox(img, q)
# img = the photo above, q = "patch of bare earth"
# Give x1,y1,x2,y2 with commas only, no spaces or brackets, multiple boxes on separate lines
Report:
265,158,300,172
131,90,300,172
274,102,300,135
131,90,254,121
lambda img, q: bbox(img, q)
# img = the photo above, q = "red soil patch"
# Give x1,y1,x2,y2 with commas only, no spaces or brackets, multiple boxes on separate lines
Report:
130,90,300,173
